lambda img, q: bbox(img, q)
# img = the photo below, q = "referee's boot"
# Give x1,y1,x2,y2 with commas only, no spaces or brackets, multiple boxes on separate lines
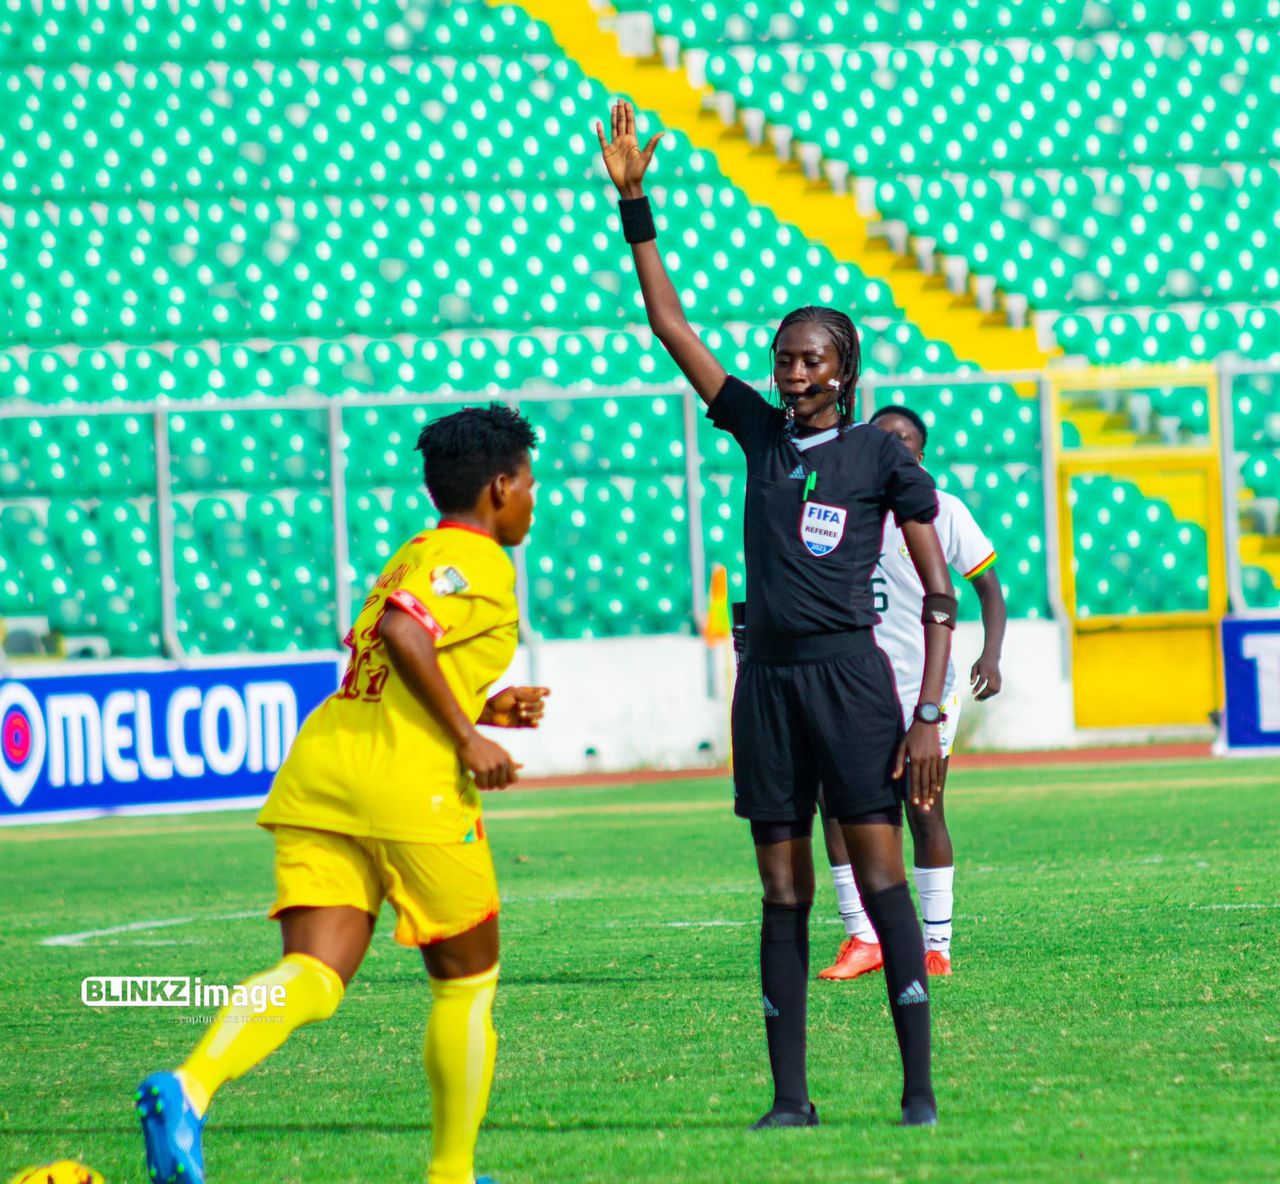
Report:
901,1094,938,1127
749,1101,819,1131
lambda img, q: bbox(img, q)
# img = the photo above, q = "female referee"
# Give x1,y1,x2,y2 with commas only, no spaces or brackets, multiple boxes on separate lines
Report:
597,100,957,1128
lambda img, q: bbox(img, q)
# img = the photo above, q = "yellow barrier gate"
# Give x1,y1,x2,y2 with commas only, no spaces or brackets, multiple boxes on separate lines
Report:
1049,365,1227,729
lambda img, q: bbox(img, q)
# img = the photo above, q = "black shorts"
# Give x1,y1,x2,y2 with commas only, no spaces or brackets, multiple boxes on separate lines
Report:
731,629,905,823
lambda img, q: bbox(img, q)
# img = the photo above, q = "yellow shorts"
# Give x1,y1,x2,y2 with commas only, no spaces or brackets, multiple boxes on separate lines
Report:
267,824,500,948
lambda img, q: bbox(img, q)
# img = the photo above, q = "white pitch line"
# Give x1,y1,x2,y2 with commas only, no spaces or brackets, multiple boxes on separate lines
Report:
1188,902,1279,911
40,900,1272,948
40,909,261,947
586,917,846,930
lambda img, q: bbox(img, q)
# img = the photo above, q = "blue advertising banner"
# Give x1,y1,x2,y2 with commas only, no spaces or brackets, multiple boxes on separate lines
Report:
1221,617,1280,754
0,659,341,823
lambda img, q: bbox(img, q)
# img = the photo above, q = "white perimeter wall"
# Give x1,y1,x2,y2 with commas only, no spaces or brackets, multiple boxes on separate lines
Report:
488,619,1209,777
493,634,732,775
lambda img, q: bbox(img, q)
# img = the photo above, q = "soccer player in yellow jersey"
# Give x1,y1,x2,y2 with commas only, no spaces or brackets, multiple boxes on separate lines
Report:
136,405,548,1184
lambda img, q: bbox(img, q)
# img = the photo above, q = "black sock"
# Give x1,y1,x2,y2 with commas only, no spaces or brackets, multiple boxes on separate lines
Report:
759,900,811,1111
862,883,934,1107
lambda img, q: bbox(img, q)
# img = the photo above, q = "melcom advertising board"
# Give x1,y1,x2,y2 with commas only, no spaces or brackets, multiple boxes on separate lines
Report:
0,659,340,823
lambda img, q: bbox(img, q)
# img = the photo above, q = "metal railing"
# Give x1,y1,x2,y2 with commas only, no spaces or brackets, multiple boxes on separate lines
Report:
2,381,718,664
1,360,1275,665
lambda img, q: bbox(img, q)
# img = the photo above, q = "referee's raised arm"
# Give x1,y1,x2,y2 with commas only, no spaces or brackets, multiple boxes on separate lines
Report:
596,100,728,406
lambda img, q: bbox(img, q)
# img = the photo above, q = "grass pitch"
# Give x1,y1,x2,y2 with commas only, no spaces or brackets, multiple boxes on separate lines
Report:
1,756,1277,1183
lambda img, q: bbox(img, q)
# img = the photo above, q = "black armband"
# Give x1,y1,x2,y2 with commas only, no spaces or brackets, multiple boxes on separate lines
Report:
619,195,656,244
922,592,958,630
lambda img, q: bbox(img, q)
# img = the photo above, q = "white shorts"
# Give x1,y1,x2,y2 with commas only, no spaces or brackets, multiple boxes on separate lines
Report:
900,689,962,760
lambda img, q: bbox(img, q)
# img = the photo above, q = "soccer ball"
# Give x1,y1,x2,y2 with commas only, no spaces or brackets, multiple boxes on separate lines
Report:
7,1164,103,1184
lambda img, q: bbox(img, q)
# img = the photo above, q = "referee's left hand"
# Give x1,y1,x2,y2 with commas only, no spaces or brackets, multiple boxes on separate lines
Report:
895,721,944,812
596,100,664,197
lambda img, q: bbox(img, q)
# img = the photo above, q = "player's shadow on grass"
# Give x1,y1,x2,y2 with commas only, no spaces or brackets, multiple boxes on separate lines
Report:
1,1115,861,1138
210,1117,755,1133
377,971,708,988
0,1116,747,1136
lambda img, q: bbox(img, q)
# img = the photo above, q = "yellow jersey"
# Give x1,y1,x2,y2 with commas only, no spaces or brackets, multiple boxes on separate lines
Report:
259,522,519,843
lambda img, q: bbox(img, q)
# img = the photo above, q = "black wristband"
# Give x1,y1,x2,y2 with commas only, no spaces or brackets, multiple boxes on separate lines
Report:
921,592,958,630
619,195,656,244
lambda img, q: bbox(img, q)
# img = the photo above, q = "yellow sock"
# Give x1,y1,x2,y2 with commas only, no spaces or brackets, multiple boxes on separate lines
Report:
178,952,344,1118
425,964,499,1184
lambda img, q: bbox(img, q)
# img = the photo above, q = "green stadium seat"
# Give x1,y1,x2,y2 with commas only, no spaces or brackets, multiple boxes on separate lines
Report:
1241,564,1280,610
532,396,685,476
1240,451,1280,500
1070,474,1210,616
341,404,439,487
1232,374,1280,448
526,477,692,638
701,471,747,599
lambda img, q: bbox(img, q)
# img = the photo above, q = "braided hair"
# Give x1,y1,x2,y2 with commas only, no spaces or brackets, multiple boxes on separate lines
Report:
769,305,862,436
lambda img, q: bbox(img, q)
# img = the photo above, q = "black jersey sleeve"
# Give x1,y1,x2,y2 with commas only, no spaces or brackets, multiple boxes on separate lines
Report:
706,375,780,457
879,430,939,525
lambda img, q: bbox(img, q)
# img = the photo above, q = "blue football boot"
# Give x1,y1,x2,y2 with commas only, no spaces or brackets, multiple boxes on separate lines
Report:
135,1071,206,1183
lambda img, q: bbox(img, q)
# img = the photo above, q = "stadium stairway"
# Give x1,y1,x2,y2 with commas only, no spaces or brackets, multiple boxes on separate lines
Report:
512,0,1050,373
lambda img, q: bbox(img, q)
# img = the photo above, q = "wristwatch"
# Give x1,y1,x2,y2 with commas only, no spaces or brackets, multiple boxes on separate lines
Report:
913,702,945,725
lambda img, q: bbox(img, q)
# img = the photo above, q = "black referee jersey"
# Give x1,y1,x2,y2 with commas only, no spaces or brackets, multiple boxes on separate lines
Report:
707,376,939,647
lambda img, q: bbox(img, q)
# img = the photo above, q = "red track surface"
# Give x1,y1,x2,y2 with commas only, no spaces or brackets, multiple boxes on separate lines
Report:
518,742,1215,791
951,742,1213,769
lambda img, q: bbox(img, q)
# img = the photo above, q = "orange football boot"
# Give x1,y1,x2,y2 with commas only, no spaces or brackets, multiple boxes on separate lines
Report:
818,935,884,980
924,949,952,976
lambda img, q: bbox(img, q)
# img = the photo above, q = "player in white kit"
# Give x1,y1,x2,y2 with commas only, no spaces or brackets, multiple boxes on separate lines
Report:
819,405,1007,980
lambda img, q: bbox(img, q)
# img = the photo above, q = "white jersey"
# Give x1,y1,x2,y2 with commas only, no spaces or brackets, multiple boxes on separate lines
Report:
872,487,996,712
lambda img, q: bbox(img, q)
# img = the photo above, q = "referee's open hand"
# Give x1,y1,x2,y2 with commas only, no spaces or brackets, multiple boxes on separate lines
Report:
895,721,944,812
596,99,664,197
459,732,522,791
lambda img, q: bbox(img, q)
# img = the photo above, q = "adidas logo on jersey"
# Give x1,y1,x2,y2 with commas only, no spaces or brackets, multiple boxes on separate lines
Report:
896,980,929,1007
762,994,779,1017
787,465,805,479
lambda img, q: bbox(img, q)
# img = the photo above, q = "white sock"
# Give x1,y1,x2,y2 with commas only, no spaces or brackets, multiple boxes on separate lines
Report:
831,863,877,942
913,865,955,953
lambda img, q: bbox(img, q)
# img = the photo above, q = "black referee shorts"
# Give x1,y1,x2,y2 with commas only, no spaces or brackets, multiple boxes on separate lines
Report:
731,629,905,824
